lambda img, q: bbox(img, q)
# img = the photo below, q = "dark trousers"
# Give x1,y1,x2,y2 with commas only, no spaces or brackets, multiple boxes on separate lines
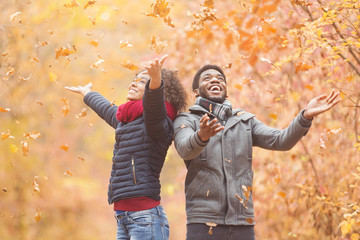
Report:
187,223,255,240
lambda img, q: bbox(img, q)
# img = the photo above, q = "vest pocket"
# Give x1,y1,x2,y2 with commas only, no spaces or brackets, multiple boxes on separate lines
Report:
132,155,137,185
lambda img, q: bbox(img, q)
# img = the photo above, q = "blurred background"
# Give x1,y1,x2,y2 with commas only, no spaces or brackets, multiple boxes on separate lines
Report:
1,0,359,239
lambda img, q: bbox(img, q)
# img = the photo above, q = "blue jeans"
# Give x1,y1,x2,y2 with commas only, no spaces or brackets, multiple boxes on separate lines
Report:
114,206,169,240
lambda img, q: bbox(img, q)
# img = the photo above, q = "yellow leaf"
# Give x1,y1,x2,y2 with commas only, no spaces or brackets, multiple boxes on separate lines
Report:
49,72,57,82
292,92,301,102
341,221,352,235
64,0,79,8
10,144,18,153
119,41,133,48
55,46,74,59
120,61,139,71
351,233,360,240
269,113,278,120
257,39,266,49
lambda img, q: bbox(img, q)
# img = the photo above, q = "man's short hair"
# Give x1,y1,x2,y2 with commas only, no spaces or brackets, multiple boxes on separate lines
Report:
192,65,226,91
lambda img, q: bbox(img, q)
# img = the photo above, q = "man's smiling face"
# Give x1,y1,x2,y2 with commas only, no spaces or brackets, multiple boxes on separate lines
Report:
195,69,227,103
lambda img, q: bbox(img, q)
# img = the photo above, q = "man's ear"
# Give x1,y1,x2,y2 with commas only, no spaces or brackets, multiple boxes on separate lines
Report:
194,89,199,97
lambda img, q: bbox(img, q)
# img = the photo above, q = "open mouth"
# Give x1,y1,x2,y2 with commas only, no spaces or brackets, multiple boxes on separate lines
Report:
208,85,221,93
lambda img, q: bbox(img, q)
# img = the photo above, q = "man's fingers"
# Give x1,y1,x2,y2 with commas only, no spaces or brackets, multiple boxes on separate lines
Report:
327,91,339,103
316,94,327,101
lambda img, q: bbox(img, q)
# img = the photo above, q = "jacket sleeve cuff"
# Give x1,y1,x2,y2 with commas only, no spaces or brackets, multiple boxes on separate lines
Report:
193,130,209,147
298,109,312,128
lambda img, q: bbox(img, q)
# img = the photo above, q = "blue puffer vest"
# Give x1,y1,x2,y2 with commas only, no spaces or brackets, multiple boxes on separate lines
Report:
84,82,173,204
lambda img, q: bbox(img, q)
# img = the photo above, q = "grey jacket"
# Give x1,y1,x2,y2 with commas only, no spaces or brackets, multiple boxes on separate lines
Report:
173,104,312,225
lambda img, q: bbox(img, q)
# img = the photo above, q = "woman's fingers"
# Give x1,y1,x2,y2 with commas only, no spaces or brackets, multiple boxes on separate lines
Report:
327,90,339,103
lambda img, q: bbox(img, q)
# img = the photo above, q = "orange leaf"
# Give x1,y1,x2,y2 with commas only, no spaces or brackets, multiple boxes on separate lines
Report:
55,47,74,59
34,208,41,223
305,85,314,91
277,191,287,198
61,98,70,116
64,170,73,176
21,140,29,157
269,113,278,120
84,0,96,9
89,40,98,47
60,144,69,151
33,176,40,192
75,108,87,118
64,0,79,8
0,107,11,112
1,129,15,140
24,131,41,140
295,62,313,73
88,16,96,25
120,61,139,71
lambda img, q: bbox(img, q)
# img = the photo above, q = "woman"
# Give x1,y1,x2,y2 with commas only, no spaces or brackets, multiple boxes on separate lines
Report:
65,56,187,240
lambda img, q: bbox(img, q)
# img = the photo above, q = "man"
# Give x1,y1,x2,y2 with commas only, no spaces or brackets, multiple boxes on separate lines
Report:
173,65,340,240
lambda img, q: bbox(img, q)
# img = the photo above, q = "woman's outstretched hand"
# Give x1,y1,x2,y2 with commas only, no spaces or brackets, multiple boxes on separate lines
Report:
144,55,168,90
65,83,93,96
303,89,341,120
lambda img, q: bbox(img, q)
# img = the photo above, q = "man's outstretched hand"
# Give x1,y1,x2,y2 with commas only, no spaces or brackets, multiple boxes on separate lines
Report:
303,89,341,120
197,114,224,142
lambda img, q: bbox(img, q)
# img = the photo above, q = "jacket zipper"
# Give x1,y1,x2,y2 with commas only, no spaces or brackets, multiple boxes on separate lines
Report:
132,156,137,185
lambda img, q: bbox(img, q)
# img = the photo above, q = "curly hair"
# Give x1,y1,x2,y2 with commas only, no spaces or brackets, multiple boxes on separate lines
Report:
161,69,187,113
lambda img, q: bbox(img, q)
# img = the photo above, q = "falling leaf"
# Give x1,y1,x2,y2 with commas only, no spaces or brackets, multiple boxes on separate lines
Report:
91,58,104,69
34,208,41,223
273,169,281,186
61,98,70,116
88,16,96,25
64,170,73,176
6,67,15,76
2,51,8,57
222,63,232,69
278,191,287,198
30,57,40,63
38,41,48,47
10,144,18,154
84,0,96,9
119,41,133,48
291,92,301,102
295,62,313,73
206,222,217,235
235,193,248,209
319,132,327,149
206,189,209,197
64,0,79,8
78,157,85,161
55,47,74,59
21,141,30,156
2,188,7,192
60,144,69,151
33,176,40,192
89,40,98,47
120,61,139,71
269,113,278,120
9,12,21,21
24,131,41,140
260,57,272,64
19,73,32,81
75,108,87,118
1,129,15,140
305,85,313,91
246,218,254,224
49,72,57,82
234,83,243,91
327,127,341,135
149,36,167,53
